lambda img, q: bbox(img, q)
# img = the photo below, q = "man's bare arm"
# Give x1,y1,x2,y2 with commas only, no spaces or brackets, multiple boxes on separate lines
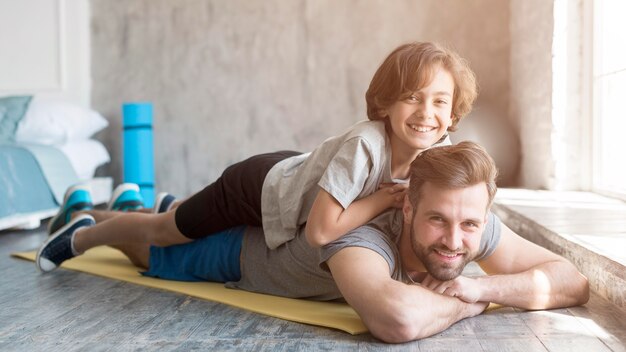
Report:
327,247,487,343
422,223,589,310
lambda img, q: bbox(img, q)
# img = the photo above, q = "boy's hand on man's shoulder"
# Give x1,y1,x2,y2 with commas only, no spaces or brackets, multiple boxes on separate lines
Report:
378,183,409,208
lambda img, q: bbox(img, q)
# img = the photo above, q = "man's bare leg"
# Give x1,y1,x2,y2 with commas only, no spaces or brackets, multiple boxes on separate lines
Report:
112,242,151,269
72,210,191,254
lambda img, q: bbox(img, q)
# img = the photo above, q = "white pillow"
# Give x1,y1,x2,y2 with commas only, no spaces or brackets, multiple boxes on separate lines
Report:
15,96,108,145
58,139,111,180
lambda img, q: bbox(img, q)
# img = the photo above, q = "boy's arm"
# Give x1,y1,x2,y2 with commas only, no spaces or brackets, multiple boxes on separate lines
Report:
305,186,406,247
420,223,590,309
327,246,487,343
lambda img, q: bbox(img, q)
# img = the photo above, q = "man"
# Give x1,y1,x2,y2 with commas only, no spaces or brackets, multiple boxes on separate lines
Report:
37,141,589,343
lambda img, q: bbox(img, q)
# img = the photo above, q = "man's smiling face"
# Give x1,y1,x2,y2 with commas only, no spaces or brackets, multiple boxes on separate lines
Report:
405,181,489,281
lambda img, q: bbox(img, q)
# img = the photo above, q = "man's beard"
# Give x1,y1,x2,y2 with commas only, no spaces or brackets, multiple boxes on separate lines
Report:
409,222,473,281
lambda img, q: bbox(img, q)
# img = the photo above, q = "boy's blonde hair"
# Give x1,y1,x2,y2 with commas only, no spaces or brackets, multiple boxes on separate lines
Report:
408,141,498,210
365,42,478,132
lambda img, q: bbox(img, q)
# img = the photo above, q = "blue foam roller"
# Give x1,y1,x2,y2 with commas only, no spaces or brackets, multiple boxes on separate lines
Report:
122,102,155,207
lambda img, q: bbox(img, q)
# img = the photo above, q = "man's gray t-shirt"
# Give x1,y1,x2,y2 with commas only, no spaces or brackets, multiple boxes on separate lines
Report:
226,211,502,300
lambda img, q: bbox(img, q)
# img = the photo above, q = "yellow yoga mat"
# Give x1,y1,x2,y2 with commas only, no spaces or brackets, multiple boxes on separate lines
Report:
13,247,368,335
14,248,502,335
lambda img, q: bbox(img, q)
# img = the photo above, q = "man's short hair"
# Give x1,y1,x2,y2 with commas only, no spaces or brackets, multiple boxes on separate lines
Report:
365,42,478,132
408,141,498,210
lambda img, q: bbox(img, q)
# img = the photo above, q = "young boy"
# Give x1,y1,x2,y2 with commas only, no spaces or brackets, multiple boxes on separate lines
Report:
39,41,478,271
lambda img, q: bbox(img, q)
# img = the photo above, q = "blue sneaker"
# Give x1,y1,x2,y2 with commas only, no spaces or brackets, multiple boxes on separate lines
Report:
108,183,144,211
153,192,176,214
48,184,94,235
37,214,95,273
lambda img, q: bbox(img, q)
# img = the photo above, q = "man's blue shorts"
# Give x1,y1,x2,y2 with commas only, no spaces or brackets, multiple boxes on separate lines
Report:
142,226,244,282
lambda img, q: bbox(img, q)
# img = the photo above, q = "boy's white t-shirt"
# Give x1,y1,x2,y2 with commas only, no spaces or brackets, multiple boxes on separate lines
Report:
260,120,450,249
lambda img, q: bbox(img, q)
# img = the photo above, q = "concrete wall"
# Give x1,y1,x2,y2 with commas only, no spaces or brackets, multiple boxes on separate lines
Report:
509,0,555,189
91,0,513,197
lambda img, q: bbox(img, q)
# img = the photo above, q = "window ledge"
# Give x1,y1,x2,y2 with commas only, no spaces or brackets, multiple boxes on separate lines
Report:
493,188,626,310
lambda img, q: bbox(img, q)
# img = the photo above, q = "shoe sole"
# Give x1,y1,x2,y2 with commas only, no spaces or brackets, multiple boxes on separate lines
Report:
108,183,141,211
37,213,94,273
47,184,92,235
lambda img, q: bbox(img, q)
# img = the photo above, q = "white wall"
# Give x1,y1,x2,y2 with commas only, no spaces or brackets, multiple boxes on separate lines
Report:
0,0,90,106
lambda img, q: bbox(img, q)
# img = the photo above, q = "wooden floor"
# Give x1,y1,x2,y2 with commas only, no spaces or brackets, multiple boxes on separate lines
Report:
1,224,625,351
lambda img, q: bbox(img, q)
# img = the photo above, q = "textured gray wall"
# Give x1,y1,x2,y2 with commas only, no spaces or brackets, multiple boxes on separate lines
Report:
509,0,554,189
91,0,512,198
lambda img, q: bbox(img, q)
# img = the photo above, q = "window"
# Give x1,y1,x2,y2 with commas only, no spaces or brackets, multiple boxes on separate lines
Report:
591,0,626,199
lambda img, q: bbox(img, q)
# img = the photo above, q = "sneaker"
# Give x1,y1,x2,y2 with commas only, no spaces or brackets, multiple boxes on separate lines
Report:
37,214,95,273
153,192,176,214
48,184,94,235
108,183,144,211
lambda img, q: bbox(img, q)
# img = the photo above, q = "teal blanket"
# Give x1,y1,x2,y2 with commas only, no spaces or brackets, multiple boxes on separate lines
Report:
0,143,78,218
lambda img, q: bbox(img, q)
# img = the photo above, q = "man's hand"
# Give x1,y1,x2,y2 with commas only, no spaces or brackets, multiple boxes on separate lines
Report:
328,247,492,342
420,274,484,303
467,300,490,317
378,183,408,208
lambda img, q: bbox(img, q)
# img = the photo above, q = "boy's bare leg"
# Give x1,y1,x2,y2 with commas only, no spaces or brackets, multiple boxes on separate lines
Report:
69,197,182,226
72,210,191,254
72,201,182,221
134,201,181,214
75,209,127,222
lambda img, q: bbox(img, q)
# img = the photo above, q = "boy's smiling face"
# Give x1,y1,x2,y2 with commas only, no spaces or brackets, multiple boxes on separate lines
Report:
384,65,455,154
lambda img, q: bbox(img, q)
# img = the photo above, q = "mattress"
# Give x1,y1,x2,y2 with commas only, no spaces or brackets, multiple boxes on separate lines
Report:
0,95,112,230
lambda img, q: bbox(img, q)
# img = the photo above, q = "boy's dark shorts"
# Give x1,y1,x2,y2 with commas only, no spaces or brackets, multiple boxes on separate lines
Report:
174,151,300,239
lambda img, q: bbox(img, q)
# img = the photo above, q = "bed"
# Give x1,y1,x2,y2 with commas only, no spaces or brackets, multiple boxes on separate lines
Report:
0,95,112,230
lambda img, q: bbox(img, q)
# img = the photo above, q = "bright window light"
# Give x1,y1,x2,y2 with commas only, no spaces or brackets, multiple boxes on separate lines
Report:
593,0,626,199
